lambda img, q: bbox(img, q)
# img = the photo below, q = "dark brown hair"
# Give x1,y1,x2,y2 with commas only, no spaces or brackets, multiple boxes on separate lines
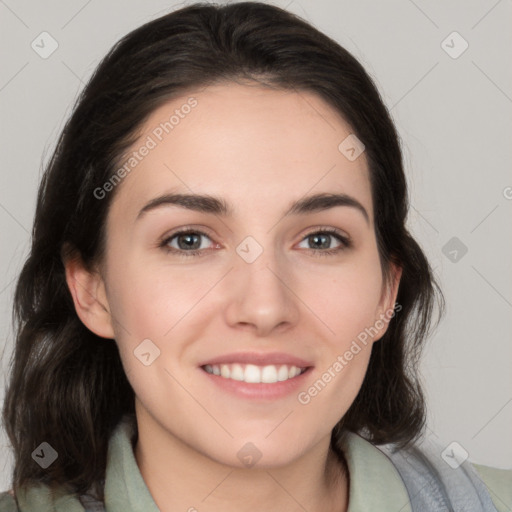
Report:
1,1,444,502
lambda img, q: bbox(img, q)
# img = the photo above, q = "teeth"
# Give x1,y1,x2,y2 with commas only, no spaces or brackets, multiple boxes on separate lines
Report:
261,365,277,383
231,364,244,381
277,365,289,381
244,364,260,383
203,363,305,383
221,364,230,379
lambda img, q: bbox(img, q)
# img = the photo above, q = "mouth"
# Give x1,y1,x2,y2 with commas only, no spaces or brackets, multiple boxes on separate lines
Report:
199,362,314,400
201,363,309,384
198,351,314,399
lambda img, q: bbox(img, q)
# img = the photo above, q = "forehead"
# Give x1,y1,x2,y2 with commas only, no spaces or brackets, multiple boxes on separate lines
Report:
109,82,373,223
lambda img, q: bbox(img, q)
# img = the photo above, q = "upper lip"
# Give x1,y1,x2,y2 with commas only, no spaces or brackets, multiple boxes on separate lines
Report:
199,352,314,368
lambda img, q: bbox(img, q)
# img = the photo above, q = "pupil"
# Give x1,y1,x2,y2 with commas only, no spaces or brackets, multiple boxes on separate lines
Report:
178,233,200,250
311,234,329,249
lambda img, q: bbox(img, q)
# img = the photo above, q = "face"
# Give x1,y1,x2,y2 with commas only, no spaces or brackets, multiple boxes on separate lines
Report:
78,82,400,468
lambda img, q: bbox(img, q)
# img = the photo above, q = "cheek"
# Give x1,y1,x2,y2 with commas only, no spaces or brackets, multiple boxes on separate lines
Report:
296,253,384,343
106,251,212,338
305,256,384,419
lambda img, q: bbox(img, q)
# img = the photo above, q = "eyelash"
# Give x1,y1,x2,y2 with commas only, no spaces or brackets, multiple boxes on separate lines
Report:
158,226,352,258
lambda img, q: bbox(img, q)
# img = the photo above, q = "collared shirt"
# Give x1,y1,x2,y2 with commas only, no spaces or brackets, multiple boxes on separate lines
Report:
1,414,511,511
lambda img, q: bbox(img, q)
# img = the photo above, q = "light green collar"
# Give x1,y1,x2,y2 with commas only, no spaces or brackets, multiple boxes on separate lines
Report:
103,414,158,511
340,431,412,512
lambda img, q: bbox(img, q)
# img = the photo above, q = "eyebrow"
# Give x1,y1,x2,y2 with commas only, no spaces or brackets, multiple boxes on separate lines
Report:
136,191,369,224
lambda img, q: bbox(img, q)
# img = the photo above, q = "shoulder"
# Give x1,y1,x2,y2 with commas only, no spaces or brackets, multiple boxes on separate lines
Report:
0,490,18,512
472,463,512,512
0,485,86,512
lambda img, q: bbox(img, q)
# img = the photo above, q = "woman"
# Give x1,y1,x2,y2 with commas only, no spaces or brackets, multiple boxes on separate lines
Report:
1,2,510,511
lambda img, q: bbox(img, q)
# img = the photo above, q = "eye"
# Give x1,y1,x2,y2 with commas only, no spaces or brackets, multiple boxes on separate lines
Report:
159,228,216,257
296,228,352,256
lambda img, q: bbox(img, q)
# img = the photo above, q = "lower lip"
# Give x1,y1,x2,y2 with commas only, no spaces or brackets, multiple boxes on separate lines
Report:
200,366,313,400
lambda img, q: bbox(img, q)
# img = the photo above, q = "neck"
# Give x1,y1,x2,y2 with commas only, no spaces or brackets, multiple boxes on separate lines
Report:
133,410,349,512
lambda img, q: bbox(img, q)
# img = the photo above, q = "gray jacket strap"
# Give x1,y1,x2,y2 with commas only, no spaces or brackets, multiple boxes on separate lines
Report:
377,437,499,512
78,493,105,511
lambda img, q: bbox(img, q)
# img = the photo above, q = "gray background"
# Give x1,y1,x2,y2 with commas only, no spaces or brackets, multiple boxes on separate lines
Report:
1,0,511,491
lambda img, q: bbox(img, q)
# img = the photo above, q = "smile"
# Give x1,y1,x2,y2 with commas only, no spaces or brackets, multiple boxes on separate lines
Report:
202,363,307,384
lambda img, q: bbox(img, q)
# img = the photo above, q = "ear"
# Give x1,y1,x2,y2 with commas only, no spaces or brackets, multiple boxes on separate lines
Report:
63,251,115,339
373,262,403,341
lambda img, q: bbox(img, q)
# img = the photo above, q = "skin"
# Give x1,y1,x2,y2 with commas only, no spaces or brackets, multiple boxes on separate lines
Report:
65,81,401,512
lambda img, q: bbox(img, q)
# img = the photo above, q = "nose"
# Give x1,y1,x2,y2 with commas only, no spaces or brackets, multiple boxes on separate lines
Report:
223,247,300,337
